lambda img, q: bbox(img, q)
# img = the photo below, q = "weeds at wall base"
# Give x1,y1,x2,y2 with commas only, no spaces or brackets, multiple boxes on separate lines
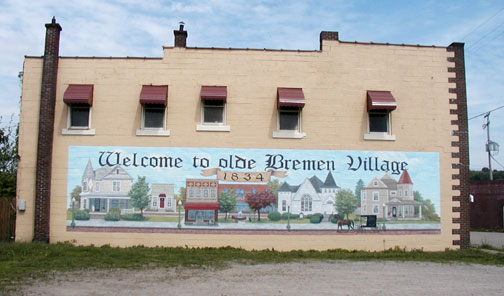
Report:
1,242,503,293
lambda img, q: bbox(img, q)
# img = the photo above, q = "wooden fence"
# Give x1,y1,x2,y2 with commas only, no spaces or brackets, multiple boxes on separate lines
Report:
0,197,16,241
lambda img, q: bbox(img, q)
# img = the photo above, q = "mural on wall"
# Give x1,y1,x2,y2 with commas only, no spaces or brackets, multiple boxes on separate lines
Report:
67,146,441,231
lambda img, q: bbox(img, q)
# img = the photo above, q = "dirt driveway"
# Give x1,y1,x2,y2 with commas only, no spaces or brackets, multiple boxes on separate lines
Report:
18,261,504,296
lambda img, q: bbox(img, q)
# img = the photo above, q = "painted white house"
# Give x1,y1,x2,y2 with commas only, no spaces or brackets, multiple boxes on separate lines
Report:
360,170,423,220
150,183,175,212
278,172,340,215
79,161,133,213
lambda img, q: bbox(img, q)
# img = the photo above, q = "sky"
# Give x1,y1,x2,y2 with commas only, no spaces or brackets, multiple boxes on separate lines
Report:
67,146,440,214
1,0,503,171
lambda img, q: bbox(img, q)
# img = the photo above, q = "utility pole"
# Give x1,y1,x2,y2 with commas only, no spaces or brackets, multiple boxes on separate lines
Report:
483,113,493,180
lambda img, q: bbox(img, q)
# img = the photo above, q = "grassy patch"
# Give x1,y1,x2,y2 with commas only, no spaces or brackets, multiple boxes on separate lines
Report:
1,242,504,293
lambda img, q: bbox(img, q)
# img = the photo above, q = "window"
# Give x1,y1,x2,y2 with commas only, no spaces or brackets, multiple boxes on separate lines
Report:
144,105,165,128
364,90,396,141
373,205,379,214
70,104,90,128
189,188,194,199
204,210,215,220
282,200,287,212
83,181,88,192
119,200,130,209
211,189,216,199
188,210,196,220
167,199,172,207
113,181,120,192
153,199,157,207
369,110,390,133
137,85,170,136
279,107,300,131
363,205,367,214
273,88,306,139
362,192,366,200
373,192,379,201
197,86,230,131
62,84,95,135
203,100,225,124
301,195,312,212
405,190,408,197
95,182,100,192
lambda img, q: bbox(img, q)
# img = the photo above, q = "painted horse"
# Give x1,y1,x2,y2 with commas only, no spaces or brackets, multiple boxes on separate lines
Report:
335,215,354,231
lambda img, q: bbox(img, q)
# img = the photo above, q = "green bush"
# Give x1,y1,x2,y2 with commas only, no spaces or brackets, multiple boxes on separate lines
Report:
281,212,299,220
73,209,90,221
309,213,324,224
121,213,146,221
105,208,121,221
268,211,282,221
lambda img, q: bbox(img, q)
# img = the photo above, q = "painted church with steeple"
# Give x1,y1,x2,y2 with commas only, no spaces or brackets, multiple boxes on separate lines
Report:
277,171,341,216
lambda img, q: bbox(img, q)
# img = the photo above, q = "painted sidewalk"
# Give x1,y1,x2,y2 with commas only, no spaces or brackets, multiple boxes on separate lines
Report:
67,219,440,231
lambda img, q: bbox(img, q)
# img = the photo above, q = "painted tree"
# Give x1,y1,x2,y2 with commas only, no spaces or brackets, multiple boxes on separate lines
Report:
219,190,236,221
245,190,275,221
335,189,358,220
128,176,151,216
175,187,186,205
414,191,439,221
70,185,82,207
354,179,364,203
267,179,282,206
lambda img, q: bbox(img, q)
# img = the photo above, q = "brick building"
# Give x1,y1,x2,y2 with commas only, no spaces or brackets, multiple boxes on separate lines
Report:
15,18,469,250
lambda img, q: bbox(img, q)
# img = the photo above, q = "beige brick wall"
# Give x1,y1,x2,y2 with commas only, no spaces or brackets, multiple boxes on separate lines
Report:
16,39,459,251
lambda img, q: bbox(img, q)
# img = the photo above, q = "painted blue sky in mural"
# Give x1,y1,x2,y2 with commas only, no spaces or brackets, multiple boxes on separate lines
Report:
67,146,441,214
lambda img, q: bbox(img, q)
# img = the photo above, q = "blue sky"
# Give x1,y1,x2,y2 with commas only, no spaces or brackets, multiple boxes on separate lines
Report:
68,146,440,214
1,0,503,171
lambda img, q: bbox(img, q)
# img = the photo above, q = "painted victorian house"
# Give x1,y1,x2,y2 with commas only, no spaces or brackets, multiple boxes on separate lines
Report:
360,170,423,220
278,172,340,215
79,160,133,213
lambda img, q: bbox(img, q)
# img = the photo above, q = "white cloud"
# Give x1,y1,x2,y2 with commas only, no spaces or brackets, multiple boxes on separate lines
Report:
1,0,503,170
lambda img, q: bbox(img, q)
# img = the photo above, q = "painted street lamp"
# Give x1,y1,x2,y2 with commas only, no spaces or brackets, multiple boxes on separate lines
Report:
71,197,76,228
382,203,386,231
286,206,291,231
177,200,183,229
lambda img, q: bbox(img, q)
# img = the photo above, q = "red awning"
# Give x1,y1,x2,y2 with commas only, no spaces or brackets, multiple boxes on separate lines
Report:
277,88,305,108
140,85,168,105
367,91,397,111
201,86,227,101
63,84,94,105
184,204,219,210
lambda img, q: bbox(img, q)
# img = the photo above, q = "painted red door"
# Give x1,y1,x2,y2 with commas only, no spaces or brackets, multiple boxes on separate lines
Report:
160,198,165,208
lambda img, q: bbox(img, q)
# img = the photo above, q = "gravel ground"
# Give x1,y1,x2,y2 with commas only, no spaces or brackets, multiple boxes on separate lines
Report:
17,261,504,296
